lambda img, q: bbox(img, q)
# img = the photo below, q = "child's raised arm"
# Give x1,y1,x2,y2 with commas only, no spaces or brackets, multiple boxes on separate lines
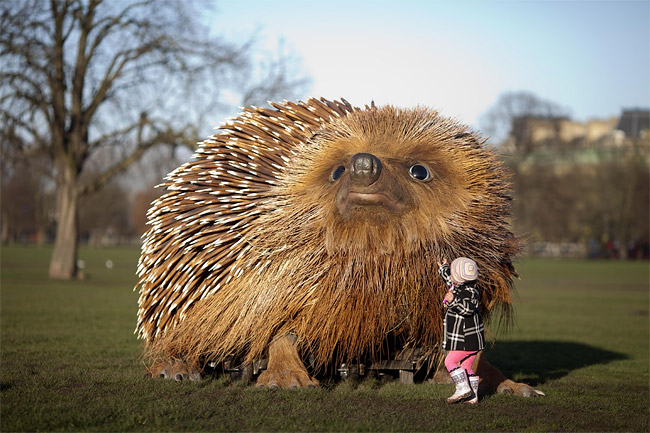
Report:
437,258,453,289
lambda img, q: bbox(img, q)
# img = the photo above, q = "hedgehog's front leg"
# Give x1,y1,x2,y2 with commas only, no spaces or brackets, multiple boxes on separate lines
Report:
256,334,319,389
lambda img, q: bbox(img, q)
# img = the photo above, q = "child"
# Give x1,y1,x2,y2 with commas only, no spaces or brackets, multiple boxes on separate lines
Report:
437,257,484,404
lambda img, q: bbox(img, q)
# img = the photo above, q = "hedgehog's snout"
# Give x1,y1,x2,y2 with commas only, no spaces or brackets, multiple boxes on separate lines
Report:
349,153,382,187
335,152,406,215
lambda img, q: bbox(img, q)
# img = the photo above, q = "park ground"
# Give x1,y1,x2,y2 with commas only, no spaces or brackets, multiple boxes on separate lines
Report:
1,245,648,432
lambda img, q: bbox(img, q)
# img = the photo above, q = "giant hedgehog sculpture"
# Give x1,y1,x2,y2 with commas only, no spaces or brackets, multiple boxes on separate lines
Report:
136,98,541,395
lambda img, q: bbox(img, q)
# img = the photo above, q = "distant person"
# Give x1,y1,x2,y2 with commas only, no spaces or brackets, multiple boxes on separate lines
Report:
437,257,484,404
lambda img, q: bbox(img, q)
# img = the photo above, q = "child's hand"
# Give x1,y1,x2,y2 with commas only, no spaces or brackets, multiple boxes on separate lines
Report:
437,258,448,267
444,291,454,303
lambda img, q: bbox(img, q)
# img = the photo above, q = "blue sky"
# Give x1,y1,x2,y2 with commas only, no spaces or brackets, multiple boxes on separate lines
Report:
211,0,649,131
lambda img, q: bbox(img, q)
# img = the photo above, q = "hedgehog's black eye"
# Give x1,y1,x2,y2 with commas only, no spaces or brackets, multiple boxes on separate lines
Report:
409,164,430,181
331,165,346,181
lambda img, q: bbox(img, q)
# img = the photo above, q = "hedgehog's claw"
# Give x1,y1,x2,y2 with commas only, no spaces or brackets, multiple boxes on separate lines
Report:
497,381,545,397
256,368,318,389
150,360,202,382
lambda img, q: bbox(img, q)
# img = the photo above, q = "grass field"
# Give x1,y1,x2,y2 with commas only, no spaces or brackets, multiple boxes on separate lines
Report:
1,245,648,432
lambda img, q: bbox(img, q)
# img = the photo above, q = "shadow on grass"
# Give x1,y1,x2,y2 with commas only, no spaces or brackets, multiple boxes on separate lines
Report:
484,340,626,386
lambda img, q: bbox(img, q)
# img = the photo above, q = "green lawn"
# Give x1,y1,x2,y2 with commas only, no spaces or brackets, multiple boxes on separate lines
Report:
1,245,648,432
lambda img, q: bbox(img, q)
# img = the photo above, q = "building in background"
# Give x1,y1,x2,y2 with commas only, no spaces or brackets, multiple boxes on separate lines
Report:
505,108,649,152
616,109,650,140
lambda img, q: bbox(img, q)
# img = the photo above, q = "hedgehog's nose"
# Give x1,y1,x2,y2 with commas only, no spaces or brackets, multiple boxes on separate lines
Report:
349,153,382,186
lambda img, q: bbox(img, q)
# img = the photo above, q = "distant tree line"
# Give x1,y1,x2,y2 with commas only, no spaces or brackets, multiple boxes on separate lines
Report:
1,144,165,246
483,91,649,259
510,146,648,259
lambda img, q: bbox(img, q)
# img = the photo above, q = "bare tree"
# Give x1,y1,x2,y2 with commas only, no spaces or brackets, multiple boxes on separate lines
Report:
481,91,571,152
239,38,311,107
1,0,308,278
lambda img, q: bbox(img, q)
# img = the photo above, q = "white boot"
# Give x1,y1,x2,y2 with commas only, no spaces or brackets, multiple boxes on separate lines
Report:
447,369,472,403
464,375,479,404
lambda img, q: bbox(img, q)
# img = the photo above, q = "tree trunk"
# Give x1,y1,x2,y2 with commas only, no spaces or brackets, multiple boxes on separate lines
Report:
1,210,8,243
48,165,79,279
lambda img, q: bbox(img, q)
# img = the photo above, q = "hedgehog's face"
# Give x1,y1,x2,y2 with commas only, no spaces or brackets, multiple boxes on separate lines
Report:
321,140,469,239
331,152,430,217
284,108,481,255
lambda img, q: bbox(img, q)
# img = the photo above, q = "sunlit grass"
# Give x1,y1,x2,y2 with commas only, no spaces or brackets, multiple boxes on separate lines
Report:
1,245,648,431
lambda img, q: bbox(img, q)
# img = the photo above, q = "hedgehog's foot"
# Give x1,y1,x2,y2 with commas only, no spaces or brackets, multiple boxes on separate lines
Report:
495,378,545,397
256,334,319,389
475,352,544,397
149,360,202,382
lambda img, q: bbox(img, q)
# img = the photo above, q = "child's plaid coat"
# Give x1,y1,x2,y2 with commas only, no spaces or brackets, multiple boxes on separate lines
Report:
439,264,485,351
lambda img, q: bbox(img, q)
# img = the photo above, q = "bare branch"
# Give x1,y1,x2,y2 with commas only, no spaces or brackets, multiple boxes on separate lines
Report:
480,90,571,149
0,0,310,278
78,120,193,196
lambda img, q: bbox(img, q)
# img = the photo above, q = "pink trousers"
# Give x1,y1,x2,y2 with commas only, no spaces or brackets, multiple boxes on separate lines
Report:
444,350,479,375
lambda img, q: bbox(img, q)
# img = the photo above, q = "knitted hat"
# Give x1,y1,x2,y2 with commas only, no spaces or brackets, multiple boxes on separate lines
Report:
450,257,478,283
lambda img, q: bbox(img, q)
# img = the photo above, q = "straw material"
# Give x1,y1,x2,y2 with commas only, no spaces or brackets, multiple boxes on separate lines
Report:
135,98,519,372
